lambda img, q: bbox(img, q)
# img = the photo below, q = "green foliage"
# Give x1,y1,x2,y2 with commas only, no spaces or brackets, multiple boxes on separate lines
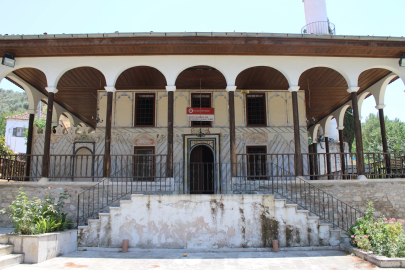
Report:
347,202,405,258
0,136,13,155
24,116,46,144
0,188,73,235
343,108,355,153
0,88,29,115
362,113,405,153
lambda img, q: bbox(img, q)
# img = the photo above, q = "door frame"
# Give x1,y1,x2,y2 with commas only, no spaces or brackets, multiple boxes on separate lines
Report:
183,134,221,194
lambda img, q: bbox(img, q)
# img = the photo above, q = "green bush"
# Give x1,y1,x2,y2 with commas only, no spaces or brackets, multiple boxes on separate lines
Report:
0,188,73,235
347,202,405,258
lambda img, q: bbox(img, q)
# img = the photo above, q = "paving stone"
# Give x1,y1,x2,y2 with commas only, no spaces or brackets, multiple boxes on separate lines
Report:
4,250,394,270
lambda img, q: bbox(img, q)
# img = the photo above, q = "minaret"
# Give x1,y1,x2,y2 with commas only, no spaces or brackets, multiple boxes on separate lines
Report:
302,0,333,35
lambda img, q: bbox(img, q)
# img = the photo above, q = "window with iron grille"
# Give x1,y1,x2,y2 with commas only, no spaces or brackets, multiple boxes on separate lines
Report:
246,146,267,180
191,93,212,127
246,93,266,126
135,93,155,127
134,147,155,181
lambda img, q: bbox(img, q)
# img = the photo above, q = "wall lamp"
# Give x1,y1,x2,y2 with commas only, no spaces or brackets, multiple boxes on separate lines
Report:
400,53,405,67
2,52,15,68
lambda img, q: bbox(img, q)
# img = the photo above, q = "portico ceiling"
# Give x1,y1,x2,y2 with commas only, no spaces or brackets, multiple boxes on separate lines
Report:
7,65,398,129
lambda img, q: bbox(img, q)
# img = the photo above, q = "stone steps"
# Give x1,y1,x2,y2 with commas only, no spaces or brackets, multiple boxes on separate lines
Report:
78,194,342,250
0,244,23,269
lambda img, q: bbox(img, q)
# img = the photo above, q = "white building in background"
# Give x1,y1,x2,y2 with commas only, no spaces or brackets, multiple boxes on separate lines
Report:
4,113,30,153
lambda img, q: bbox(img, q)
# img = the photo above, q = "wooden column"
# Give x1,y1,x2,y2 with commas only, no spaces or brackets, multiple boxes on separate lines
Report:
378,108,390,174
227,87,237,177
103,91,113,178
41,91,56,178
324,136,332,179
313,142,319,180
350,90,365,176
25,113,35,180
167,89,174,177
291,90,303,176
338,129,346,179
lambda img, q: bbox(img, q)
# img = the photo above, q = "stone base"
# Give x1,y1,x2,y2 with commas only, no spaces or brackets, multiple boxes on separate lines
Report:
342,244,405,268
0,230,77,264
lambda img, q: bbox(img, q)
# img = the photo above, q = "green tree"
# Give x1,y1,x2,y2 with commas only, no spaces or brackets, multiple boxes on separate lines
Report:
343,107,355,152
0,136,13,155
362,113,405,153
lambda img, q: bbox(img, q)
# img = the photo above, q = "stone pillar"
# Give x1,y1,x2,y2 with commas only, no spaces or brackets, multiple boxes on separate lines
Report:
25,111,35,180
41,87,58,180
338,128,346,179
166,86,176,178
226,86,237,177
377,106,390,174
103,87,115,178
349,87,365,177
289,86,303,176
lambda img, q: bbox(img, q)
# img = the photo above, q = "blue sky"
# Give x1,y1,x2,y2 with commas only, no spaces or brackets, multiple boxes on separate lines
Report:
0,0,404,121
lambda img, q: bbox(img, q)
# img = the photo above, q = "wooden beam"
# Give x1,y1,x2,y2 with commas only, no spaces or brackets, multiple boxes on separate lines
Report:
292,91,303,176
41,92,54,178
228,91,236,177
351,92,365,176
25,113,34,180
379,108,391,174
339,129,346,179
103,92,113,177
167,91,174,177
325,137,332,180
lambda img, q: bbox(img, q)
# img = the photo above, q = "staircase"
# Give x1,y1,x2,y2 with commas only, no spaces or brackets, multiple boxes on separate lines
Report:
0,244,23,269
78,194,343,250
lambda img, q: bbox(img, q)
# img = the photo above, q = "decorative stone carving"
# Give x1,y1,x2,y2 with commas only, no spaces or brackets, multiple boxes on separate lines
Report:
134,134,155,146
245,133,267,145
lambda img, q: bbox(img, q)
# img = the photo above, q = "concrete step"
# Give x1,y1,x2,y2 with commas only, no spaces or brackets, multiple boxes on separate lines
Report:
0,245,13,256
0,254,24,269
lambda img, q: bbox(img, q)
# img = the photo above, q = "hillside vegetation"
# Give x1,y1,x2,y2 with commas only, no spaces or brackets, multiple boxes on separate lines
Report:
0,88,28,137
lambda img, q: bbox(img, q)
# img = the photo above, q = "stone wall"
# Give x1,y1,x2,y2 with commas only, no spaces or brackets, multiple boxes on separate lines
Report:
0,181,97,228
1,178,405,228
308,179,405,219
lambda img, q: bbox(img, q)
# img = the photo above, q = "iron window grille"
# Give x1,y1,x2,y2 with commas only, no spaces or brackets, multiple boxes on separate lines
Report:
246,93,266,126
246,146,267,180
133,147,155,181
135,93,155,127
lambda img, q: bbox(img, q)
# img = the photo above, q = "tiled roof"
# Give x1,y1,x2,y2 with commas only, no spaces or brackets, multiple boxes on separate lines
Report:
4,111,46,121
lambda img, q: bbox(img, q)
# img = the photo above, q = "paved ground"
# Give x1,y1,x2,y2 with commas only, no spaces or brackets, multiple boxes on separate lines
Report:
6,250,387,270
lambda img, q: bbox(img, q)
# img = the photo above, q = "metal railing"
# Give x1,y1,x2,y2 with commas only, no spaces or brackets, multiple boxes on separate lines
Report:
301,21,336,35
76,160,364,231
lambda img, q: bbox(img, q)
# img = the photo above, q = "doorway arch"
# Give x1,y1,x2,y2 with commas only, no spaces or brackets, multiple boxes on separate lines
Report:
189,144,214,194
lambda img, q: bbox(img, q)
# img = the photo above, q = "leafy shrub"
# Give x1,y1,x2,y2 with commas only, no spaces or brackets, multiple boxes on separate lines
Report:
347,202,405,258
0,188,73,235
